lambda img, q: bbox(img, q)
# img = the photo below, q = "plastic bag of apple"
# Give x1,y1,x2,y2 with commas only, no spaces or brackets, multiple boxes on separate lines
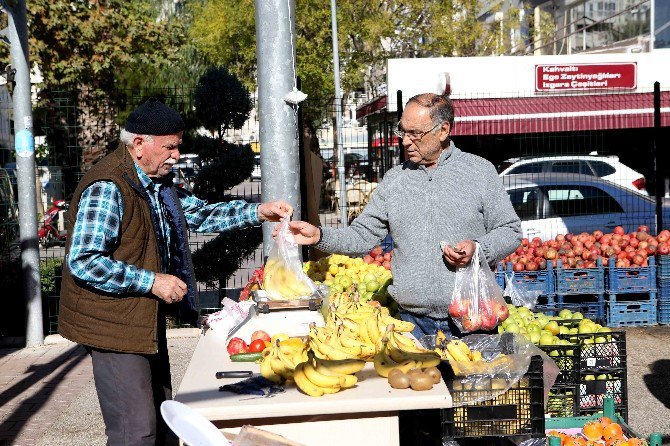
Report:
503,226,670,271
449,243,510,333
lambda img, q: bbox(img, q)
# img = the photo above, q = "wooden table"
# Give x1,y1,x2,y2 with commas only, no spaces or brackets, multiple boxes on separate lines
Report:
176,310,452,446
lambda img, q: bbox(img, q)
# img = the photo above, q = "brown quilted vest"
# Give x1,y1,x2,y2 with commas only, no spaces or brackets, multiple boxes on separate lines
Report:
58,144,162,354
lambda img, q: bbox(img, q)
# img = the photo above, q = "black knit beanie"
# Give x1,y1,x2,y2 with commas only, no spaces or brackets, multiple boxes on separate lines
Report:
124,98,185,135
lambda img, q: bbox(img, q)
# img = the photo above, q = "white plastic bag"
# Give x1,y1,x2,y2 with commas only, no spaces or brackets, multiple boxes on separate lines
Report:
449,243,510,332
263,219,317,300
504,272,543,309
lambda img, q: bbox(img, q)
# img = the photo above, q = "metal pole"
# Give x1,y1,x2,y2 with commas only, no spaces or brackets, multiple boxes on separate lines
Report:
653,82,662,231
255,0,302,256
3,0,43,346
396,90,405,165
330,0,347,227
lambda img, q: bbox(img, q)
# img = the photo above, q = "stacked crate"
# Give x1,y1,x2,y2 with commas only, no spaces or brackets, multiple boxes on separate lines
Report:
539,343,581,418
656,255,670,324
558,331,628,420
606,257,657,327
554,258,606,322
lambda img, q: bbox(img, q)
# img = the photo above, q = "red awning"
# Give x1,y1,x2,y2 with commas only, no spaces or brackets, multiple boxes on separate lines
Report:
356,95,387,120
452,92,670,136
371,136,400,147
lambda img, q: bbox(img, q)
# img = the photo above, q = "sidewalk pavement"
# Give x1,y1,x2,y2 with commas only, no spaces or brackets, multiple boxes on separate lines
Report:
0,329,200,446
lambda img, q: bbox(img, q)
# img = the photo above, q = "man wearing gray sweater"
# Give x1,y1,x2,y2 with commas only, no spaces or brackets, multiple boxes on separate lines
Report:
287,93,521,337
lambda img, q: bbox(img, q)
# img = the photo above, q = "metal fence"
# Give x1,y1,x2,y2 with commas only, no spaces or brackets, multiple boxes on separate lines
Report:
0,84,668,336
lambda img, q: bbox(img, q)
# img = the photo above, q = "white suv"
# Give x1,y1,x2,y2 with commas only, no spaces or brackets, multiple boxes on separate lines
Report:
498,155,648,195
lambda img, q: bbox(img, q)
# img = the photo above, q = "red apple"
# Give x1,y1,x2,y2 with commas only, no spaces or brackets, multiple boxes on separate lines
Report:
227,337,248,355
494,302,509,322
658,242,670,255
382,260,391,270
638,225,650,233
449,300,469,318
370,246,383,257
363,255,374,264
614,226,625,235
658,230,670,243
383,252,391,261
462,313,482,332
251,330,271,343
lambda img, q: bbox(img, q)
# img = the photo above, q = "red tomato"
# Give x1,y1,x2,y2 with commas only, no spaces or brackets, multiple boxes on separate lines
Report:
248,339,267,353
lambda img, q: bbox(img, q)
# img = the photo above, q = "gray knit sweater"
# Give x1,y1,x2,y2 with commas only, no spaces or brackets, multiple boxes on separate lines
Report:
317,142,521,319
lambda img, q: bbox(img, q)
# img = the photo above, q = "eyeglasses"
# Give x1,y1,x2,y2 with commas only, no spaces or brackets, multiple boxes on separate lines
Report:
393,122,441,142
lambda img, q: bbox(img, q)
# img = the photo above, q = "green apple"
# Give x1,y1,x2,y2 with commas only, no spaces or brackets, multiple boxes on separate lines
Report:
572,312,584,320
539,334,555,346
541,329,552,337
583,374,596,381
579,323,596,334
506,324,520,334
536,314,550,328
558,309,573,319
545,321,560,335
569,327,579,334
526,323,541,334
596,374,608,380
559,326,570,335
497,326,504,334
529,332,541,344
549,350,559,357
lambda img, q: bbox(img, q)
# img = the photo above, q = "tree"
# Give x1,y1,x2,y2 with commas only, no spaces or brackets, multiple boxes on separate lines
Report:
194,66,253,142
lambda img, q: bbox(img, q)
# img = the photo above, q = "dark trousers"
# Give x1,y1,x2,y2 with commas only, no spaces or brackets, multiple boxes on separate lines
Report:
87,332,178,446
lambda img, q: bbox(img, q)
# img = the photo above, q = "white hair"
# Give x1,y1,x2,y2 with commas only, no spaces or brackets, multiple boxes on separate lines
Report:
119,129,153,146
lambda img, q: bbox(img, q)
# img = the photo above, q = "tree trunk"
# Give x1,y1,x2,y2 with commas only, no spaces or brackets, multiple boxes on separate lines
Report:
76,88,118,171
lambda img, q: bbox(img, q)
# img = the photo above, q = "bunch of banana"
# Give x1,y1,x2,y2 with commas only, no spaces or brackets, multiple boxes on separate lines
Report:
373,327,441,378
293,353,362,397
308,323,369,361
260,337,309,383
263,259,313,300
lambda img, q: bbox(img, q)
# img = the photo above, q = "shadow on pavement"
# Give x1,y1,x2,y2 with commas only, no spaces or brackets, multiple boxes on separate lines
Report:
643,360,670,409
0,345,87,445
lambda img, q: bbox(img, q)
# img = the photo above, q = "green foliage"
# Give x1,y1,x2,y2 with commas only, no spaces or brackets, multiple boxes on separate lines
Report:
20,0,186,91
194,66,253,140
192,227,263,288
40,258,64,296
192,143,256,202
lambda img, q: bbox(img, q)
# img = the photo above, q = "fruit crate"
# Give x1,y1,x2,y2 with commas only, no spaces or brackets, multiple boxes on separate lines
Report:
555,258,605,295
546,385,579,418
545,398,639,439
557,331,626,371
579,369,628,422
505,262,555,296
495,262,505,292
556,294,605,323
441,354,545,439
656,254,670,279
606,298,657,327
538,344,581,387
658,301,670,324
658,281,670,301
606,256,657,294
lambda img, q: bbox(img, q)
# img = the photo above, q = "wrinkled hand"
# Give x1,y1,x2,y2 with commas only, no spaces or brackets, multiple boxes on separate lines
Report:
152,273,187,304
258,201,293,222
273,220,320,245
443,240,476,267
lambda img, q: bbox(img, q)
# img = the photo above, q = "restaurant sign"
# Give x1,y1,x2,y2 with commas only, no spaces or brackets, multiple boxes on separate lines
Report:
535,63,637,92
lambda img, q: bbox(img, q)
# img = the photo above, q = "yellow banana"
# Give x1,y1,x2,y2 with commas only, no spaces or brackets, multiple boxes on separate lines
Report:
471,351,483,362
436,330,448,347
358,317,373,344
315,358,366,375
449,340,472,359
446,341,471,362
302,360,342,389
339,374,358,389
341,317,360,333
310,339,359,360
260,351,282,383
339,334,362,349
373,337,417,377
293,363,325,397
381,315,415,332
366,315,382,344
392,332,427,353
360,344,376,360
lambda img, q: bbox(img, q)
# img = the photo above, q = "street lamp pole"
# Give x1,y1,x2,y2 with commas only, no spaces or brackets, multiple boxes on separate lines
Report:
330,0,347,227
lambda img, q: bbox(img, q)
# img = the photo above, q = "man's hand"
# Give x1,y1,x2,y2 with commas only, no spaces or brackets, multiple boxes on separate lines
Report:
273,220,320,245
151,273,187,304
443,240,476,267
258,201,293,222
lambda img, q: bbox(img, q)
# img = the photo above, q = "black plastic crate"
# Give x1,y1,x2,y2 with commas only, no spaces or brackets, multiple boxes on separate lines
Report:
556,294,606,323
558,331,626,371
546,385,579,418
579,370,628,422
539,344,581,386
441,355,545,439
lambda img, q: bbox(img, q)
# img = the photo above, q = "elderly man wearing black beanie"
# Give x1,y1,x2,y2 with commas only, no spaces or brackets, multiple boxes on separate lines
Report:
58,98,292,446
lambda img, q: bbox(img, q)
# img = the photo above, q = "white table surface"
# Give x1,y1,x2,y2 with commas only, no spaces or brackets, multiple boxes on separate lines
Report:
176,310,452,422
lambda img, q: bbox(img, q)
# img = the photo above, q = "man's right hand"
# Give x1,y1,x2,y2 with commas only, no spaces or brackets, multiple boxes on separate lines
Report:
151,273,187,304
273,220,320,245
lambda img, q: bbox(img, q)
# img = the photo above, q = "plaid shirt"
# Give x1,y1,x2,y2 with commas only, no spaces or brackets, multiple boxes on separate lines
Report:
67,164,260,294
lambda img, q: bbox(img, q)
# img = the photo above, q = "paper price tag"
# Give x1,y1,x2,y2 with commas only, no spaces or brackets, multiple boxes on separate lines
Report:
586,358,596,367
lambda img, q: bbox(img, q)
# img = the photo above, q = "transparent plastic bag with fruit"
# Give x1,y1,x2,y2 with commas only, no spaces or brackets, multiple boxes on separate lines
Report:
449,243,510,333
263,218,318,300
428,332,559,406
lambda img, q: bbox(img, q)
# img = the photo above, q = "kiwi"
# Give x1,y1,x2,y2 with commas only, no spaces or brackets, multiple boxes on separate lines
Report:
424,367,442,384
388,368,405,381
388,373,411,389
410,372,434,391
406,368,424,378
